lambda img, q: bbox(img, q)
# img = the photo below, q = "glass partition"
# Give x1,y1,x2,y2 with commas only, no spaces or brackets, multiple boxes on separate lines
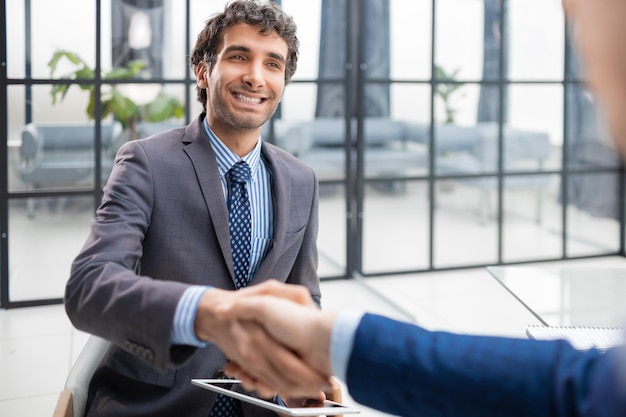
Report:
509,0,564,81
566,173,622,257
2,0,624,308
363,180,430,273
8,197,92,301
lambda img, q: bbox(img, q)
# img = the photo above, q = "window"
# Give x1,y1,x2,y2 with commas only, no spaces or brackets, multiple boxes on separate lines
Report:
1,0,622,308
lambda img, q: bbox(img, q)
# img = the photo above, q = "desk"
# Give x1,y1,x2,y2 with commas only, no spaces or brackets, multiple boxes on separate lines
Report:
487,266,626,327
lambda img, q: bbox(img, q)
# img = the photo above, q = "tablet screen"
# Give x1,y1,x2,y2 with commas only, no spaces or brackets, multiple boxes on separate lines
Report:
191,379,360,416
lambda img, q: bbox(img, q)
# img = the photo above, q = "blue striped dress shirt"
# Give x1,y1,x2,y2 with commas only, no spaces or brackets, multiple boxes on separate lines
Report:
171,119,274,346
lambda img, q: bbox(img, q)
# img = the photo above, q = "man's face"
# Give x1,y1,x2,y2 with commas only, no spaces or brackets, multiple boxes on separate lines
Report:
199,23,288,134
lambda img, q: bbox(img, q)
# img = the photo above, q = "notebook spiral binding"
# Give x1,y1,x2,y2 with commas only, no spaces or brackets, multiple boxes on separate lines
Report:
525,324,624,351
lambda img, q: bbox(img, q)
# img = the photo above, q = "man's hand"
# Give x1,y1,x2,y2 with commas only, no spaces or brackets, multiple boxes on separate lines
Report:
193,280,332,398
218,283,338,397
194,280,316,340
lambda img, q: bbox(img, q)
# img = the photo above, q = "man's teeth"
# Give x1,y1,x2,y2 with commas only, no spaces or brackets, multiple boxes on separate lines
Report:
235,94,262,105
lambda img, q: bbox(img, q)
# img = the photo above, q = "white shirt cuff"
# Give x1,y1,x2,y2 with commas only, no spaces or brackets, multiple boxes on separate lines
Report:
330,310,365,382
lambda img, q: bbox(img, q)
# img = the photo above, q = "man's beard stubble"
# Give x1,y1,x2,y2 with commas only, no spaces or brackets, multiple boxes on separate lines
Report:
210,85,280,131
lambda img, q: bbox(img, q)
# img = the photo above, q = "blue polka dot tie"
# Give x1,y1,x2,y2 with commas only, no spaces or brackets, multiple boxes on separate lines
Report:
209,161,251,417
209,379,243,417
227,161,252,290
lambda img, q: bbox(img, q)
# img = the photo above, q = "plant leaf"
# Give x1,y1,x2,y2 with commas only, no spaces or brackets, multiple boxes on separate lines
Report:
75,67,95,79
50,84,69,105
143,92,184,122
86,91,96,119
110,88,138,122
48,49,184,130
127,60,147,74
106,67,137,80
48,49,88,77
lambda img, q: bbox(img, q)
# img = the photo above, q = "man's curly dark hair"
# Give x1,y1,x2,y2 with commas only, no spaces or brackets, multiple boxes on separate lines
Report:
190,0,299,112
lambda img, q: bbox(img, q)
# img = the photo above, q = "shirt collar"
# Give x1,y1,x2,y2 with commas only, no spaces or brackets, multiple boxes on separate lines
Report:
202,117,262,180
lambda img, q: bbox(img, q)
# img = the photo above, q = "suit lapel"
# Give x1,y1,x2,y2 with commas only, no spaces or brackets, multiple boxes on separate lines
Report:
181,123,292,285
182,117,235,280
251,143,291,283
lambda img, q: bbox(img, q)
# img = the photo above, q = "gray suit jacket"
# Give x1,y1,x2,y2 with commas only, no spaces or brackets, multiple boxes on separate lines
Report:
65,115,321,417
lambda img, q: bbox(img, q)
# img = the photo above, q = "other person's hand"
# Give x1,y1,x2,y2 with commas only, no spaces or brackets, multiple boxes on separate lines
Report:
194,280,332,398
562,0,626,155
221,284,338,397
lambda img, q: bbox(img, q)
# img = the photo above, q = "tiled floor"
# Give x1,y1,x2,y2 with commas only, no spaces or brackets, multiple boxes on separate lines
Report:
3,256,626,417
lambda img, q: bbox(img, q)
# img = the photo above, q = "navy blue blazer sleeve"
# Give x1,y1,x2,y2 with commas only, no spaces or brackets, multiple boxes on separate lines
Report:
345,313,626,417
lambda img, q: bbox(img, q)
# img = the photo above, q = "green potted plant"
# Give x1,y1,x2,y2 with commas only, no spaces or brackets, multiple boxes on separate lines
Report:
434,64,465,124
48,49,184,139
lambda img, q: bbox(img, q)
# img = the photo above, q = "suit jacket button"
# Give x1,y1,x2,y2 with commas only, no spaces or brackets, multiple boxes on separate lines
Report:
144,349,154,362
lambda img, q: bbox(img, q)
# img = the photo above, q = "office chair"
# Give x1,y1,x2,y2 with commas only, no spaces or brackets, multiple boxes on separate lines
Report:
52,335,343,417
52,335,110,417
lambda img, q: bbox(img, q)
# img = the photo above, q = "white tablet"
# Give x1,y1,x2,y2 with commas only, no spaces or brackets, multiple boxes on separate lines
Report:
191,378,360,416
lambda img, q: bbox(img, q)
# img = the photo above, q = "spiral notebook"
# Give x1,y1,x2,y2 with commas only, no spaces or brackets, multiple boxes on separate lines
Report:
526,325,624,351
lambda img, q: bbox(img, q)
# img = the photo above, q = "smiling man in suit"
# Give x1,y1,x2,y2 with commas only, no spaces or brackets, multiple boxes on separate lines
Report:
219,1,626,415
64,1,329,416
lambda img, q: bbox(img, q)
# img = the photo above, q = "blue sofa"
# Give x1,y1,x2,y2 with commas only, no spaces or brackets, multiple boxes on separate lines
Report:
20,122,122,185
19,121,122,217
268,117,428,181
18,120,188,190
268,117,552,222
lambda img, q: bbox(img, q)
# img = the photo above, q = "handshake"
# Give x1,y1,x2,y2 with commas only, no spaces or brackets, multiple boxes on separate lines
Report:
194,280,340,400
